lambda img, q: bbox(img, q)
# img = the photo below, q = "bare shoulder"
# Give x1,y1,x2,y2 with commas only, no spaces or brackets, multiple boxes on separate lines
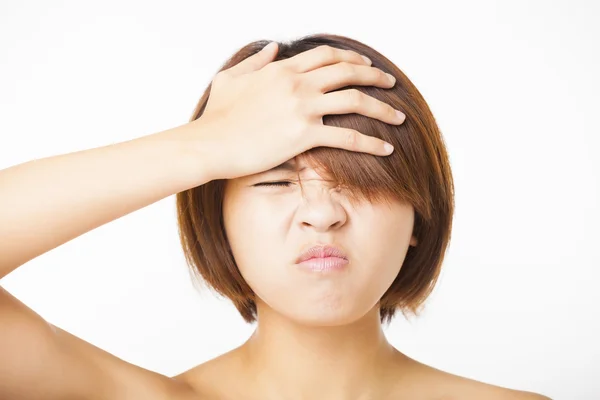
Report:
0,285,195,400
449,376,552,400
454,379,553,400
176,350,554,400
172,348,246,399
48,326,199,400
397,356,552,400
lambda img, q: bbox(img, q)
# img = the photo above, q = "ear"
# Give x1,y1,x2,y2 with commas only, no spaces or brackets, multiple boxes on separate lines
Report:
410,236,418,247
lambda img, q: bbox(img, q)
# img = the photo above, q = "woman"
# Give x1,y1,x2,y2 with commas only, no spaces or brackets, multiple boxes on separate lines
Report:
0,34,549,399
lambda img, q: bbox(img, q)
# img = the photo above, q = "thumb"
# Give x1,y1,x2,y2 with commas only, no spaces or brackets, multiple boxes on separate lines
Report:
230,42,278,76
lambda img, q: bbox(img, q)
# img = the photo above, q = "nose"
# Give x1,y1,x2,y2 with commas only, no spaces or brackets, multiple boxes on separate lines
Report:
295,181,348,232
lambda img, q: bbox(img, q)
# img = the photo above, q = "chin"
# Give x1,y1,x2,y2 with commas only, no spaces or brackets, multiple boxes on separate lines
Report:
281,304,373,327
256,291,382,327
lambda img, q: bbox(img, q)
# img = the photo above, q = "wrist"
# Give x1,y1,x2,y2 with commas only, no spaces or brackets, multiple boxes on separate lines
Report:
168,118,221,186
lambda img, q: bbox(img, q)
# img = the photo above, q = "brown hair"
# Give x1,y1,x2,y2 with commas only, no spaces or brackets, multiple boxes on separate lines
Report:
176,33,454,325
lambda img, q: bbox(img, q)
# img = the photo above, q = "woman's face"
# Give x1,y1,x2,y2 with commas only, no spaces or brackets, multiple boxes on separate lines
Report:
222,157,417,326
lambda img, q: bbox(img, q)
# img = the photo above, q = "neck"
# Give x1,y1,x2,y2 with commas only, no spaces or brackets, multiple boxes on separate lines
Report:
238,301,406,400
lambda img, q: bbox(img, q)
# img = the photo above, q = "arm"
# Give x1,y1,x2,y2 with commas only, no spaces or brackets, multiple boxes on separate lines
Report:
0,43,403,400
0,121,209,279
0,120,211,400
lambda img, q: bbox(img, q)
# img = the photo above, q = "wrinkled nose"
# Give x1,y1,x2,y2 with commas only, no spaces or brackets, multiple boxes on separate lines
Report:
295,181,347,232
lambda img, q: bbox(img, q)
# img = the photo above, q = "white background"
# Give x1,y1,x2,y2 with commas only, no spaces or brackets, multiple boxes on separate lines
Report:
1,1,598,399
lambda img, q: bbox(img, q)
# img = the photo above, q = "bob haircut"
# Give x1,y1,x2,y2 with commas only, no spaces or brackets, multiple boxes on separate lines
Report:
176,33,455,325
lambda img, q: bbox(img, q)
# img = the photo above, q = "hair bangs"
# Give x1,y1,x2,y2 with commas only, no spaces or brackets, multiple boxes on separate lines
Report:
296,85,433,222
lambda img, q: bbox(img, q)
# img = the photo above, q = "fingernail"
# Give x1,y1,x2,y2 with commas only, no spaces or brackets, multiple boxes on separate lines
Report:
386,73,396,84
384,143,394,154
362,55,372,65
396,110,406,122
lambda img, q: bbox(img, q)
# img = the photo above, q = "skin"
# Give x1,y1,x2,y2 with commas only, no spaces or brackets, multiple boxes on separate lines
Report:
223,156,418,328
0,138,552,400
172,157,551,400
0,149,552,400
218,155,417,398
0,44,551,399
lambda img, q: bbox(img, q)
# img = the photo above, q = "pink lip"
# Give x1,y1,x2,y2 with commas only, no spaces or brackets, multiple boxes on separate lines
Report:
297,256,349,272
295,244,348,264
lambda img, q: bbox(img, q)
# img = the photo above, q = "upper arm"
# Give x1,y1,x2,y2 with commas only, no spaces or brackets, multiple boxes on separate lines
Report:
0,285,180,400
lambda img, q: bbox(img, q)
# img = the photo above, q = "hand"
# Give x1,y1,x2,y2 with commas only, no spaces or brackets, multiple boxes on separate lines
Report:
190,42,406,181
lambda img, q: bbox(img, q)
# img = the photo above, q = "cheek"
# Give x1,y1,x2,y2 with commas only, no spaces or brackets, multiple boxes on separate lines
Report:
226,198,281,238
223,199,288,279
223,199,304,310
351,206,414,287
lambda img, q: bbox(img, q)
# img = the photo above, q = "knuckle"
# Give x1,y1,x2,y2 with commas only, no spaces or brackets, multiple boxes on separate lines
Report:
339,62,355,78
318,45,336,59
345,130,358,149
376,99,389,111
349,89,363,107
351,50,366,61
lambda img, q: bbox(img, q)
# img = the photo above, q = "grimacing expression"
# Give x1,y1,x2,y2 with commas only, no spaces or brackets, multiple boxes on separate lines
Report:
222,158,418,326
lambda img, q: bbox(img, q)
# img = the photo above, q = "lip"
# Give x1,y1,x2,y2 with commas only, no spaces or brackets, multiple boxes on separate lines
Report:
296,256,349,272
295,244,348,264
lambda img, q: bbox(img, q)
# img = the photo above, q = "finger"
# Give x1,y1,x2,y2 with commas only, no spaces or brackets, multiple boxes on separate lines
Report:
227,41,279,76
307,125,394,156
280,44,372,73
311,89,406,125
304,63,396,93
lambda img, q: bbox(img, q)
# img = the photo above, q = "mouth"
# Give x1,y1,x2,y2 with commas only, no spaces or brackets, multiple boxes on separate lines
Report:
295,244,349,272
296,256,349,272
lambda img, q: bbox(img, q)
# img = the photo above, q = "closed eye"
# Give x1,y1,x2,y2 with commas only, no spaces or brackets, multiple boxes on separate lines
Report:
254,181,293,187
